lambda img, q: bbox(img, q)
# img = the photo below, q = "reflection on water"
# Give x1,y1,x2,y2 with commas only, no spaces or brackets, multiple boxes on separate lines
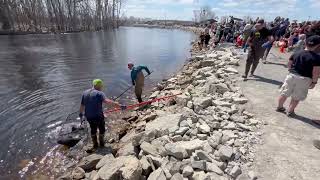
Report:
0,27,194,177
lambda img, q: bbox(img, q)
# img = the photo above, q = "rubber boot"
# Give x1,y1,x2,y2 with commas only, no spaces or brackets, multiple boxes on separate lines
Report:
99,134,105,147
91,135,98,149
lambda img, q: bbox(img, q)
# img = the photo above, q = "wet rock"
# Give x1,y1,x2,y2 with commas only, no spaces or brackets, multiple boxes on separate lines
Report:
78,154,103,172
229,165,242,178
141,142,160,156
205,162,223,175
170,173,184,180
165,143,188,160
148,168,166,180
96,154,115,170
71,167,85,180
218,146,233,161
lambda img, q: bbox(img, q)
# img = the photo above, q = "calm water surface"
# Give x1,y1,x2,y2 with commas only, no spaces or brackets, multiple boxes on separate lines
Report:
0,27,194,177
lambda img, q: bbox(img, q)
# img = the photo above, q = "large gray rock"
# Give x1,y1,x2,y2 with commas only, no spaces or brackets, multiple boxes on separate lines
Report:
191,171,210,180
215,84,230,94
71,167,85,180
165,143,188,160
230,165,242,178
224,67,238,73
198,123,211,134
208,132,222,149
132,132,146,146
200,60,215,67
94,156,142,180
195,150,212,162
140,156,152,176
182,165,194,177
218,146,233,161
120,157,143,180
176,94,192,107
146,114,182,137
193,97,212,111
96,154,115,170
148,168,166,180
175,139,205,156
232,97,248,104
206,162,223,175
143,113,158,122
175,127,190,136
141,142,160,156
117,143,139,157
78,154,103,172
170,173,184,180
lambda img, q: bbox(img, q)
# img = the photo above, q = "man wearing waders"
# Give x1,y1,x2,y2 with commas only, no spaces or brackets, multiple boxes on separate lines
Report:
128,63,151,103
242,19,274,80
79,79,126,150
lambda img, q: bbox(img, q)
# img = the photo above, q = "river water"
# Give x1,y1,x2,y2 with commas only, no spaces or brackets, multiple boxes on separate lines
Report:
0,27,195,177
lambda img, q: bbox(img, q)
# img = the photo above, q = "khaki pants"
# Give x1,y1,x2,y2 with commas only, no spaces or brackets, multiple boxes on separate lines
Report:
135,71,144,102
280,73,312,101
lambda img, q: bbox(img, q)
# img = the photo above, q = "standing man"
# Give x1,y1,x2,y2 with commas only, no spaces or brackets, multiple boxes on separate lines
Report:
276,35,320,117
79,79,125,150
128,63,151,103
242,19,274,80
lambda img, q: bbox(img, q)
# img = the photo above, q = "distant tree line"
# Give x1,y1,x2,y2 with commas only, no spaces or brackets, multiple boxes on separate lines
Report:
0,0,124,33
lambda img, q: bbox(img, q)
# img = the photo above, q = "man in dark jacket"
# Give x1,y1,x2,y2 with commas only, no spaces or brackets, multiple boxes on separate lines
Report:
128,63,151,103
242,19,274,80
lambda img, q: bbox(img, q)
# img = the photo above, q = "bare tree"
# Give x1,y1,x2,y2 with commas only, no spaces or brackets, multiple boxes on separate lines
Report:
0,0,124,33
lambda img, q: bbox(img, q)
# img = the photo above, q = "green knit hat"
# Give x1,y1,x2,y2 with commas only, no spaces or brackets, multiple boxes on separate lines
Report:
92,79,103,87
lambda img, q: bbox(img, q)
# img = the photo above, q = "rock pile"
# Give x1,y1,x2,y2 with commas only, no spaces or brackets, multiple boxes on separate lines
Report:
60,46,263,180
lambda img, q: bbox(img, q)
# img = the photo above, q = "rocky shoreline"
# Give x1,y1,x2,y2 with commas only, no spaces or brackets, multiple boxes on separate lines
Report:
59,43,264,180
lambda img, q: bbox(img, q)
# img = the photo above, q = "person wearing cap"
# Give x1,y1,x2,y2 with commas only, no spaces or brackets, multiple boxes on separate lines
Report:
276,35,320,117
79,79,126,150
128,63,151,103
242,19,274,80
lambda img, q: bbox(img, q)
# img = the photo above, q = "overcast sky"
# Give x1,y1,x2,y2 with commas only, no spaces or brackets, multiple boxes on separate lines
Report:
123,0,320,21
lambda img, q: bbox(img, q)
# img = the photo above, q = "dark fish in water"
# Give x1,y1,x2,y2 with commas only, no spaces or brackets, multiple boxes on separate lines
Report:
57,122,86,147
57,136,82,147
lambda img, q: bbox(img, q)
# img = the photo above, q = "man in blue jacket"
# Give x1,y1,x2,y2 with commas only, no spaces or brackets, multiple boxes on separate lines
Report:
128,63,151,103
